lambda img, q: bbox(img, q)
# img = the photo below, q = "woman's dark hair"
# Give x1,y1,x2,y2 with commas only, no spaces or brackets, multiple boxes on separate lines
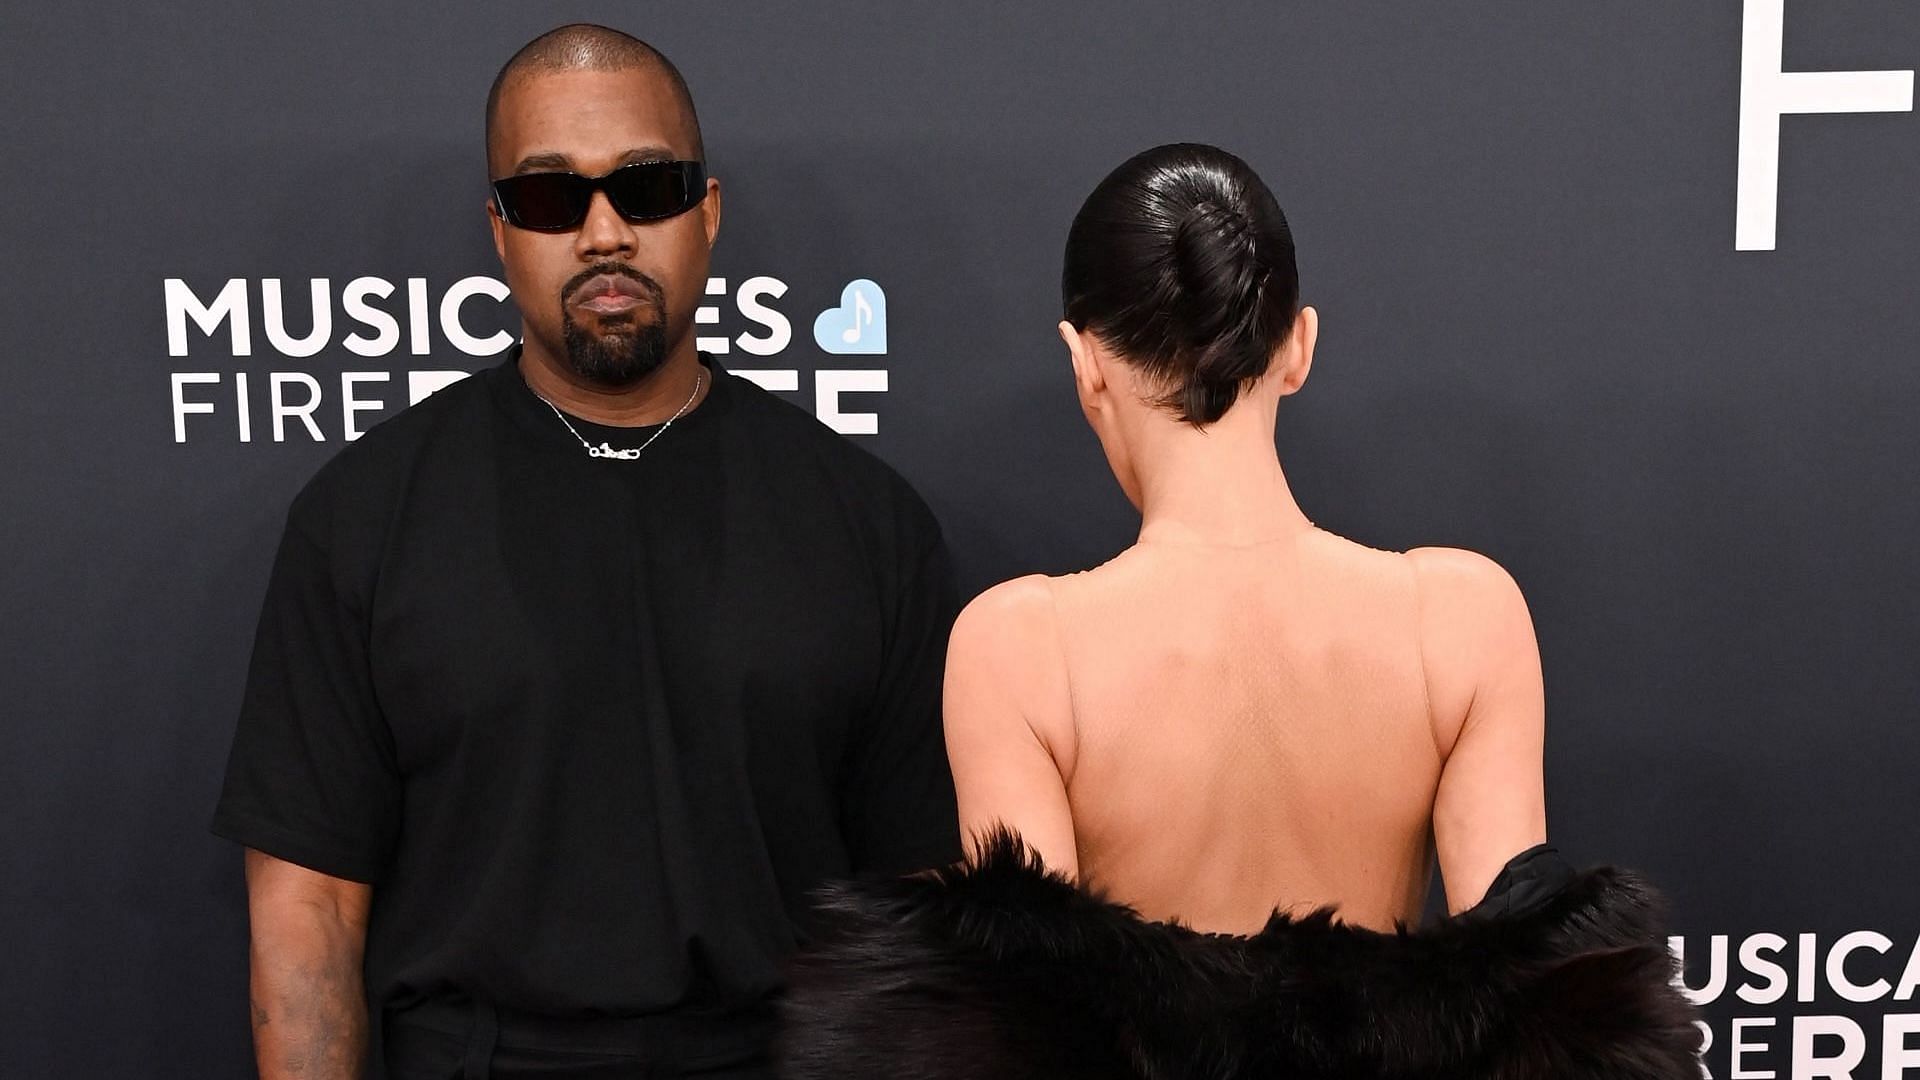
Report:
1062,143,1300,425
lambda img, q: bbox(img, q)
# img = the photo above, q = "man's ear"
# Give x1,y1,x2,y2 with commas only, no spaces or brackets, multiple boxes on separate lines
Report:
1059,321,1107,405
487,198,507,264
700,177,722,248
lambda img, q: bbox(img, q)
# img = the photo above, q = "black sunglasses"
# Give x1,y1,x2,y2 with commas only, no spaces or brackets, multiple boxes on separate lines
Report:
491,160,708,231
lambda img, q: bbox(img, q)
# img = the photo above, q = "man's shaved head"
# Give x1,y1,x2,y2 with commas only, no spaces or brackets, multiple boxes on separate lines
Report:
485,23,704,174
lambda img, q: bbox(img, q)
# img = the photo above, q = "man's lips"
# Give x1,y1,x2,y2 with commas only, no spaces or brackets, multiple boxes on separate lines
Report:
570,273,652,315
576,294,643,315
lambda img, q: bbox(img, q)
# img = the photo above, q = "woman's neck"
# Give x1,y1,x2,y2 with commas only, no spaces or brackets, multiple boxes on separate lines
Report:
1130,395,1314,547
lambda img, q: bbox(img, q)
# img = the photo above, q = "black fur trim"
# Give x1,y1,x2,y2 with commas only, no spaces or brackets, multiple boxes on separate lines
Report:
778,829,1699,1079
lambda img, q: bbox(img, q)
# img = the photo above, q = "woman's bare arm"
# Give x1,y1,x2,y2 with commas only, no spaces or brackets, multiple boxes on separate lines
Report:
941,576,1080,877
1412,547,1549,913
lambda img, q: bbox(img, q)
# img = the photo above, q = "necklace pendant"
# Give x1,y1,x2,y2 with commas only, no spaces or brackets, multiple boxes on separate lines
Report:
538,370,703,462
588,439,644,460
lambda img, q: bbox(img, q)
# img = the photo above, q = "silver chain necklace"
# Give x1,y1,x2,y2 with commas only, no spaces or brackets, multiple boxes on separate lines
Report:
535,370,705,460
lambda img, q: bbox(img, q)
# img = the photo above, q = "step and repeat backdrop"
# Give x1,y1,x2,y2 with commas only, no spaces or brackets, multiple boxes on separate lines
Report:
3,2,1916,1076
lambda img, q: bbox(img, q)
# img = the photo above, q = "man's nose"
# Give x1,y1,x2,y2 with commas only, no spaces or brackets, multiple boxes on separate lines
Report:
574,191,637,260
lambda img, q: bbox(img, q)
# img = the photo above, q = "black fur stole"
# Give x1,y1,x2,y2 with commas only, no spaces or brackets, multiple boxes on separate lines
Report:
778,831,1699,1079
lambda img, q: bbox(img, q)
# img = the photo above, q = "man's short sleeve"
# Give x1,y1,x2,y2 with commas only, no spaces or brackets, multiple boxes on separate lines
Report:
838,532,965,876
210,495,400,884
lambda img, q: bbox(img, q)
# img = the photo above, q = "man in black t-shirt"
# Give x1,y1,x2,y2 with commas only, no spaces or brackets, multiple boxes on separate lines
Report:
212,24,962,1080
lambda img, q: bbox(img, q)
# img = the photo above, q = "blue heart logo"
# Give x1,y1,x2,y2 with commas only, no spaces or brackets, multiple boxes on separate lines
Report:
812,279,888,355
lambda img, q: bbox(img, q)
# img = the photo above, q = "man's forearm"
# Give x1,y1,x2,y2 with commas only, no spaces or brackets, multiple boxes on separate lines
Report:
242,849,375,1078
242,846,375,1080
249,920,369,1079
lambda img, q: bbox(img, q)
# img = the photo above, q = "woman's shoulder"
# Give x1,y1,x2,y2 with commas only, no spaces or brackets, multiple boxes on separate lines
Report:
946,575,1077,763
951,574,1062,654
1402,545,1536,676
1405,544,1526,600
949,575,1066,691
951,552,1145,652
1403,545,1541,756
1296,541,1536,670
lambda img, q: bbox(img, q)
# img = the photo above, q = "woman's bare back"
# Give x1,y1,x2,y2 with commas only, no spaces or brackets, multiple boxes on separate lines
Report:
1046,529,1440,933
943,526,1544,937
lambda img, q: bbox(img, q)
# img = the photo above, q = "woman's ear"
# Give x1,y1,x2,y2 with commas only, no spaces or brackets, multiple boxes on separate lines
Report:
1277,305,1319,395
1059,321,1107,406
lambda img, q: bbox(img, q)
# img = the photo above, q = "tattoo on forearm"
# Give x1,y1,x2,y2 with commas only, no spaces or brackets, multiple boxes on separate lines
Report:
254,954,366,1079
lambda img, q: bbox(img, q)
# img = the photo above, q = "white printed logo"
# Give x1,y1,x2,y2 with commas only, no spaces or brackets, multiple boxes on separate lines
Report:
1735,0,1914,251
1670,929,1920,1076
167,274,894,444
692,276,890,437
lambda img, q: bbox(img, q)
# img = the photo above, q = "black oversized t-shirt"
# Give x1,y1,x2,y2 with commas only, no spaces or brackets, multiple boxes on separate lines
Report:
211,350,963,1018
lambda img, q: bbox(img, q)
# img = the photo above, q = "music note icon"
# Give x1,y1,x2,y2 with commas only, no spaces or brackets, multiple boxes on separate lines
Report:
841,289,874,345
814,279,888,355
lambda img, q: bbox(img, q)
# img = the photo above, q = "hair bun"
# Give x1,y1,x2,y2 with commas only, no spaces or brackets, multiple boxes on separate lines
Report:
1062,143,1301,424
1171,201,1265,347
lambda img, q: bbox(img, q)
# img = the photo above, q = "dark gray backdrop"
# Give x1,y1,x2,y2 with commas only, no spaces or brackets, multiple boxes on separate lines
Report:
2,2,1916,1076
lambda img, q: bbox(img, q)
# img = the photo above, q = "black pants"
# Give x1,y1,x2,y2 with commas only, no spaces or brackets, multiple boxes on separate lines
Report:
384,999,777,1080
